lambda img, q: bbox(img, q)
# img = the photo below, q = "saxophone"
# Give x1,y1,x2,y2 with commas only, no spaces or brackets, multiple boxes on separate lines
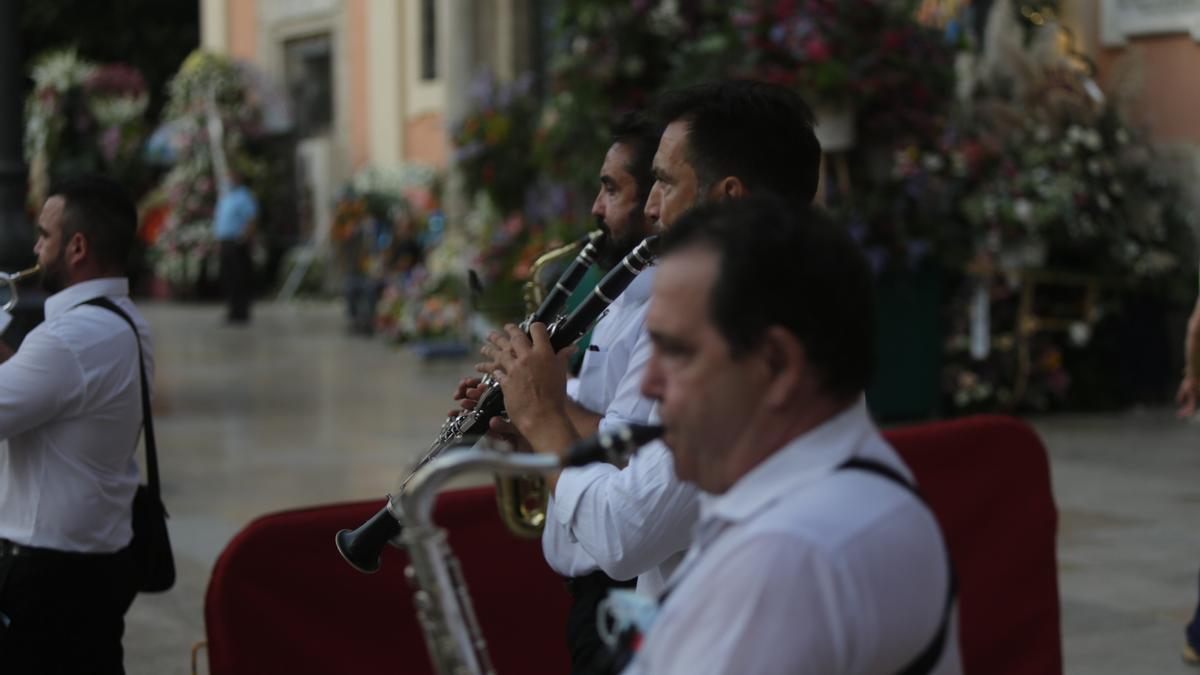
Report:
387,424,664,675
496,232,606,538
337,236,659,573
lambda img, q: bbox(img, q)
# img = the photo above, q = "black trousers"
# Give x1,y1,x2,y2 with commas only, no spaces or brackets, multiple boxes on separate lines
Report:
220,240,252,322
0,544,138,675
564,570,636,675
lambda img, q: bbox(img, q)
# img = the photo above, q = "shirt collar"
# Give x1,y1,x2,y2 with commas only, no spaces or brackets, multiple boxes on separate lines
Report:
614,264,655,307
698,397,875,526
44,278,130,320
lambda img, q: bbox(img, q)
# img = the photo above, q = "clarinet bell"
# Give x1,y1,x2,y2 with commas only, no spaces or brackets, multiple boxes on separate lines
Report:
335,500,403,574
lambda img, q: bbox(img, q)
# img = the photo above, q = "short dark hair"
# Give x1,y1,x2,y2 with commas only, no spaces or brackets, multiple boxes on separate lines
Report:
654,80,821,205
609,111,662,203
660,196,874,400
48,175,138,272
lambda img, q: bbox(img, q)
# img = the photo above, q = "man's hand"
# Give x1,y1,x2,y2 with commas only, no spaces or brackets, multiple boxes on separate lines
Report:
1177,374,1199,419
448,376,483,417
483,323,575,431
488,416,534,455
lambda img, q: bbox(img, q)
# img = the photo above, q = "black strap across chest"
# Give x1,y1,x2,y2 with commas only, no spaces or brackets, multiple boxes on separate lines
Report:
838,458,957,675
79,298,161,501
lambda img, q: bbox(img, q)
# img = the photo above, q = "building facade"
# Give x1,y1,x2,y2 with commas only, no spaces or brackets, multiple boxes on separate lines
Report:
199,0,541,242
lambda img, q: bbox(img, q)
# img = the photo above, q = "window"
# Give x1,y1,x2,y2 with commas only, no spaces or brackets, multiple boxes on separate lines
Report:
420,0,437,81
284,34,333,137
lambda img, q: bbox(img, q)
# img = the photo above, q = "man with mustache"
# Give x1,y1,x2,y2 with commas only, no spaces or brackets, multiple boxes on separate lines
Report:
458,111,662,673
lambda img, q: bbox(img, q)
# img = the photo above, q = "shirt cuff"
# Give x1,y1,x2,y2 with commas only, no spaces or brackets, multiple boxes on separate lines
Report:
0,311,12,337
551,463,616,527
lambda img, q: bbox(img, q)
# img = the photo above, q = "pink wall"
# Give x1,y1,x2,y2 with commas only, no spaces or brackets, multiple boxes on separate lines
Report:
227,0,258,62
406,113,448,168
1094,32,1200,144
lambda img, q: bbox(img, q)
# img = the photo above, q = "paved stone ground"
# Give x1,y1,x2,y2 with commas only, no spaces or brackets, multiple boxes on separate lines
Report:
120,300,1200,674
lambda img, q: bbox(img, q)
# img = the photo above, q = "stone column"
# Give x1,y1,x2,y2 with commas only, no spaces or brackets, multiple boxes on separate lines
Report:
441,0,477,231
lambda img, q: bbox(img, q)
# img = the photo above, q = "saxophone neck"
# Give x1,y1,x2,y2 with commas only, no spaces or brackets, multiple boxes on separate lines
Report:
401,448,561,528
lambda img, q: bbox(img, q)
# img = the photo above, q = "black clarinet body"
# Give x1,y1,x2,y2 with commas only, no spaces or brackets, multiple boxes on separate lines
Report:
336,235,658,573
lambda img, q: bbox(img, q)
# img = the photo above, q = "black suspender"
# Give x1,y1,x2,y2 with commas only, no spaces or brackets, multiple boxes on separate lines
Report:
80,297,161,504
838,458,957,675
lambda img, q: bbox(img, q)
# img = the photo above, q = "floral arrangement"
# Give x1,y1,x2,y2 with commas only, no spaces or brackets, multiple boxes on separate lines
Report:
148,221,220,295
147,50,266,296
732,0,958,137
24,50,151,209
326,163,461,343
451,71,540,214
919,64,1196,412
889,69,1194,283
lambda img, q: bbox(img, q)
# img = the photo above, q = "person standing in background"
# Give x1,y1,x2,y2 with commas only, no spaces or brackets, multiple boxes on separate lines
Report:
212,169,257,325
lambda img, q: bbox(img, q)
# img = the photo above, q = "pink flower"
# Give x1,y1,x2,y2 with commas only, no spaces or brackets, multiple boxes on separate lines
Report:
804,38,831,62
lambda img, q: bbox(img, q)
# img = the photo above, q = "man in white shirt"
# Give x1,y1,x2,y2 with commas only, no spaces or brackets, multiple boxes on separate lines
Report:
0,175,153,674
481,81,823,671
618,197,961,674
456,112,664,673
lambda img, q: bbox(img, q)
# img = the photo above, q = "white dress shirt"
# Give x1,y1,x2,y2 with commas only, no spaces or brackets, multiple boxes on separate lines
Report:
543,267,700,596
624,400,963,675
0,278,153,553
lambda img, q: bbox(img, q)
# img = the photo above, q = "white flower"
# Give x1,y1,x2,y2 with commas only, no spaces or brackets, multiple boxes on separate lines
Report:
1068,322,1091,347
31,49,96,93
1014,198,1034,224
89,95,149,126
1083,130,1103,151
1096,193,1112,211
649,0,685,36
922,154,945,172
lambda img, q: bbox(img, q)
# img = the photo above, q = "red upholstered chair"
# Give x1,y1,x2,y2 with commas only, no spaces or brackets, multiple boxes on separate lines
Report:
202,487,571,675
203,415,1061,675
884,415,1063,675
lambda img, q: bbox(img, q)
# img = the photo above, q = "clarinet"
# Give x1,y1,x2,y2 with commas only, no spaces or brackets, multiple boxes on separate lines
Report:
413,235,658,476
336,236,659,573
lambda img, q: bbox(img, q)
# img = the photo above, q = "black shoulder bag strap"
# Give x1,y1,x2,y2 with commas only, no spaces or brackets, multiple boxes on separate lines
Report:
839,458,957,675
81,297,162,505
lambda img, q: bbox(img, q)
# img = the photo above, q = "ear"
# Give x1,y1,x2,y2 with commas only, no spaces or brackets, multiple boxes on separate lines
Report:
65,232,88,267
758,326,808,409
710,176,748,202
